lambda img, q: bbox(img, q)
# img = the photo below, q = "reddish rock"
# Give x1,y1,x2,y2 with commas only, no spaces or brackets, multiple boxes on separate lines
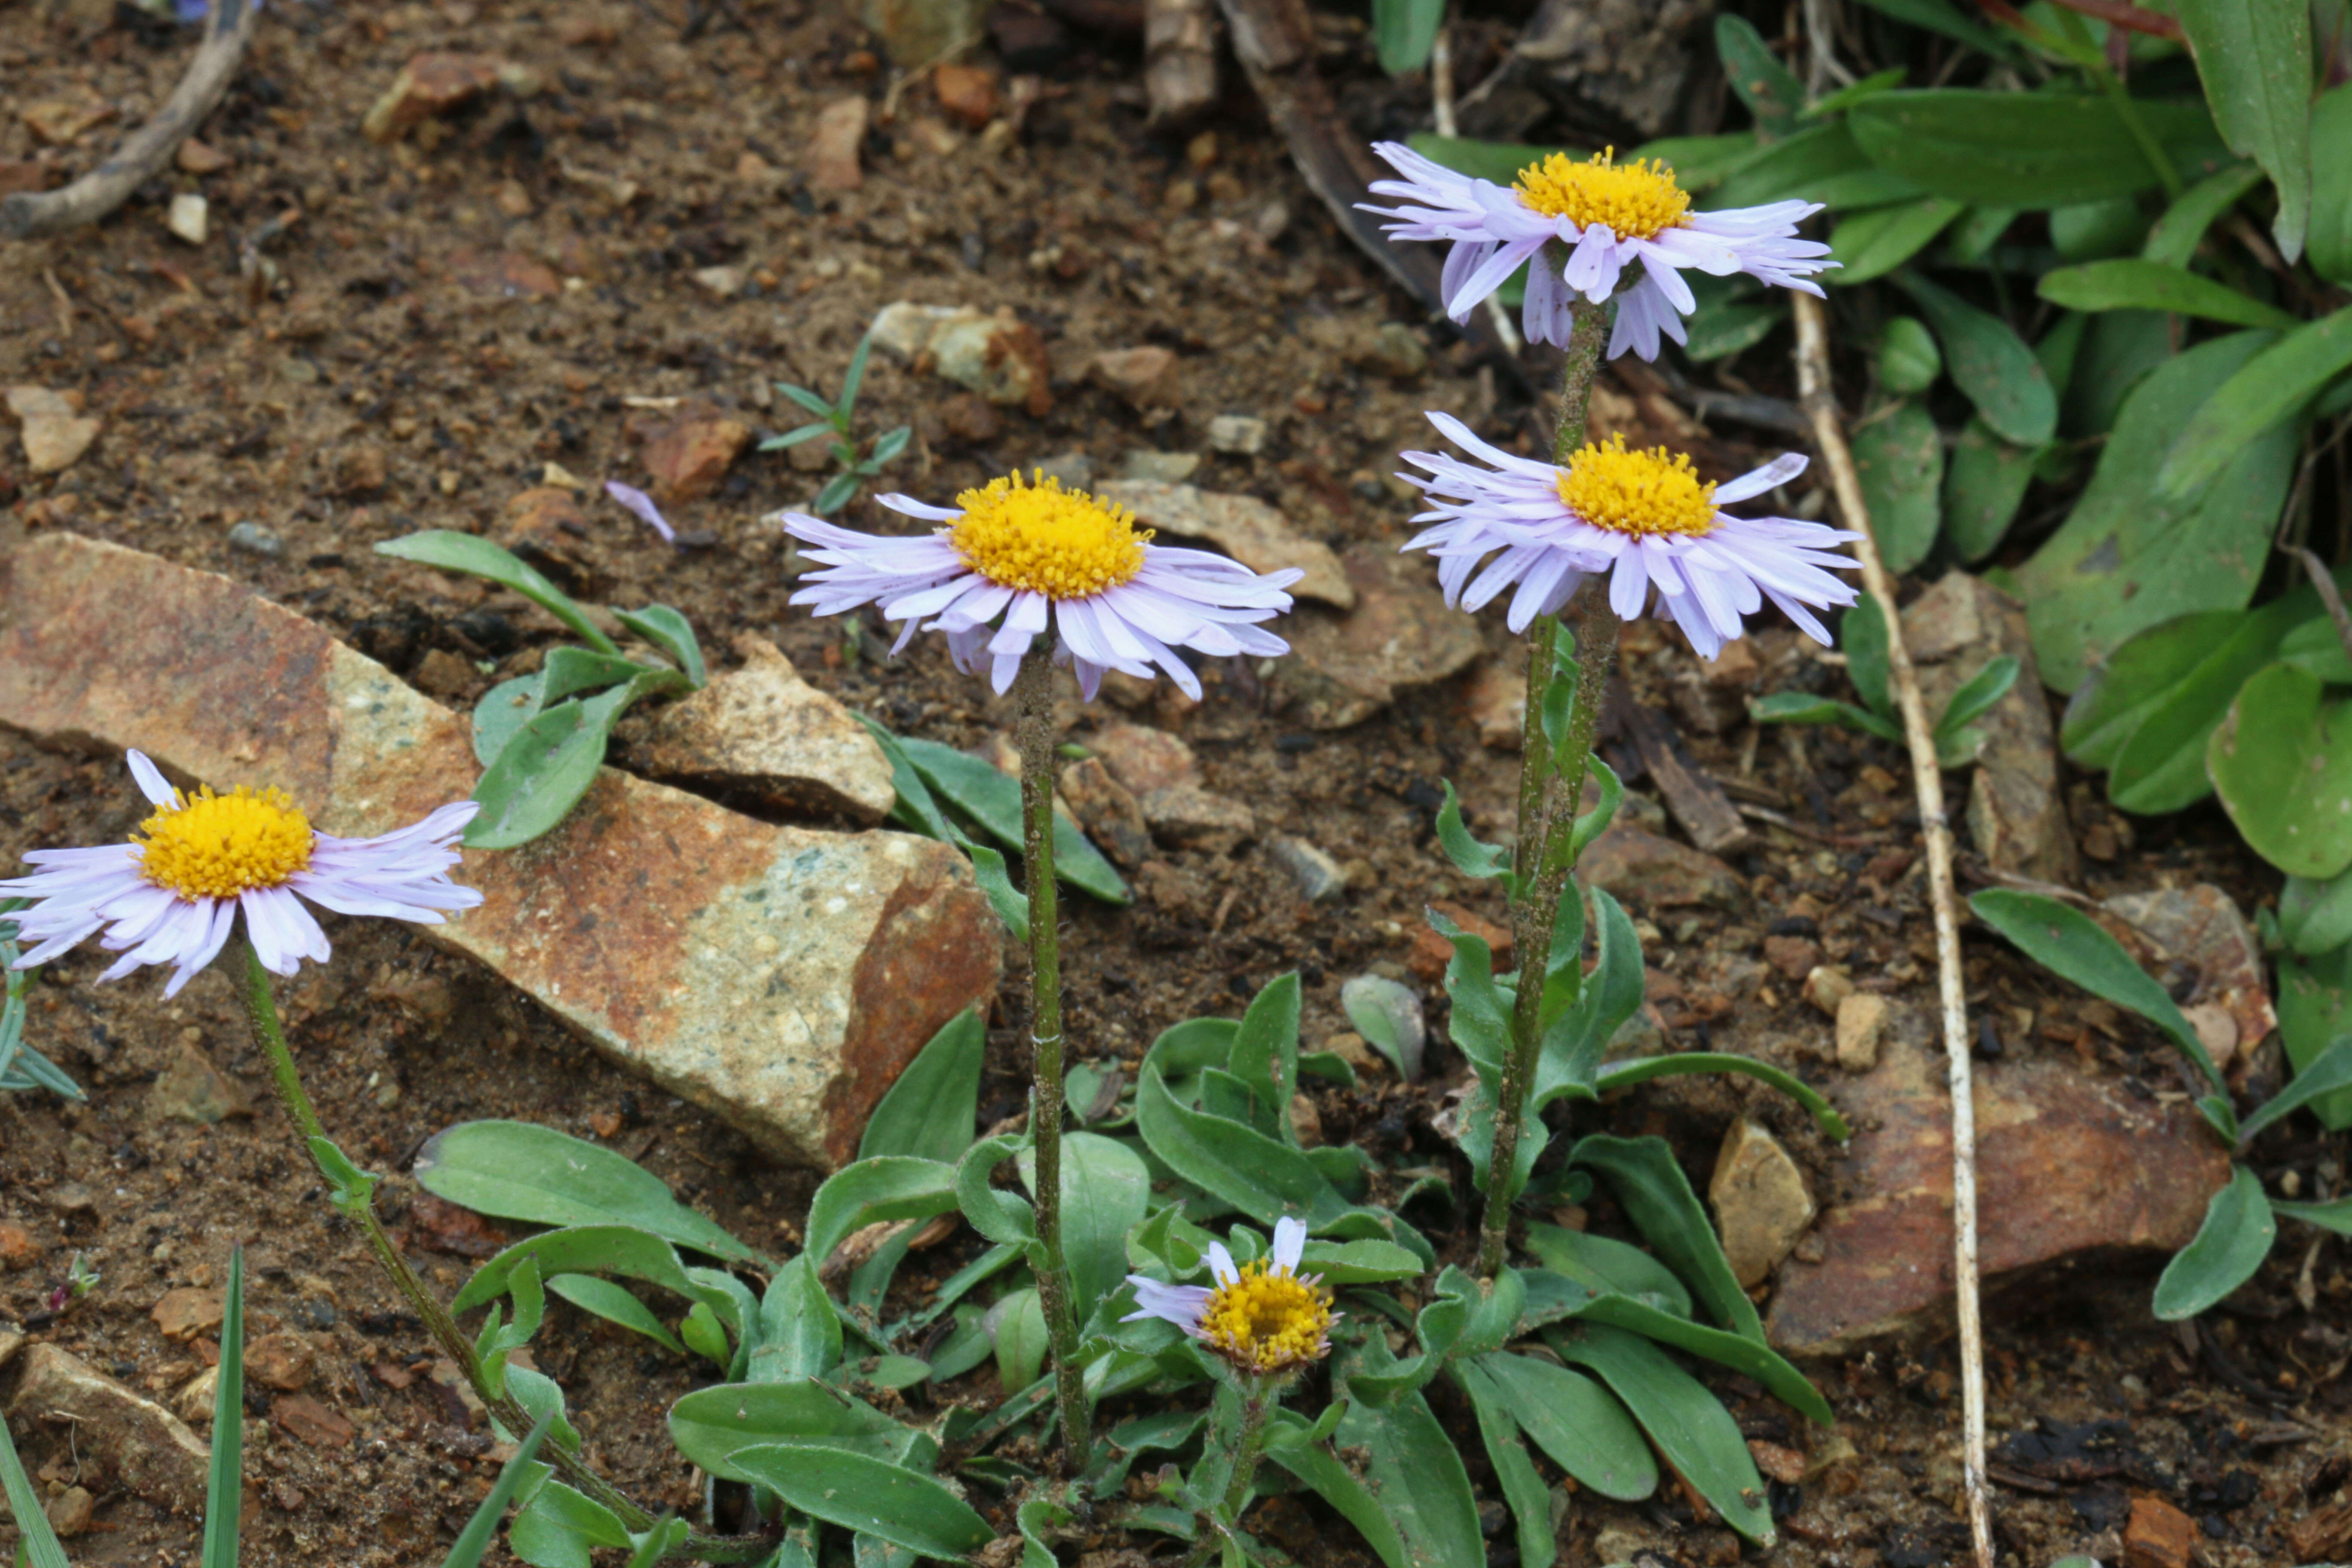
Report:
152,1286,227,1340
1058,756,1152,868
246,1332,316,1392
0,159,60,196
0,1222,40,1270
2288,1500,2352,1564
2101,884,2275,1063
1761,934,1822,981
1088,346,1180,410
1138,783,1254,854
808,95,869,192
446,249,562,300
1409,901,1513,984
1580,824,1746,911
20,89,116,146
498,486,605,595
1765,1029,2232,1355
273,1394,356,1450
331,443,389,498
405,1190,514,1259
931,63,999,129
629,401,752,504
362,53,505,143
0,534,1002,1170
1464,658,1526,750
175,137,232,175
2123,1495,2195,1568
1089,723,1198,795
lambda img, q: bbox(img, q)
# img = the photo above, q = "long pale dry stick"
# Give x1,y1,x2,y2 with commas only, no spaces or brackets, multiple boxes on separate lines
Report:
1792,291,1994,1568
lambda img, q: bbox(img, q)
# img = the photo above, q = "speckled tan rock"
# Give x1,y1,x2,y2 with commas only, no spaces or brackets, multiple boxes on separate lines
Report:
630,635,894,824
7,1345,210,1513
0,533,1001,1169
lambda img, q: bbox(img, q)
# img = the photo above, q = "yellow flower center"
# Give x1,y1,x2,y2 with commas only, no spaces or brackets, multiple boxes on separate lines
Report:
135,785,315,901
947,471,1151,600
1513,148,1692,240
1197,1260,1335,1375
1556,435,1719,538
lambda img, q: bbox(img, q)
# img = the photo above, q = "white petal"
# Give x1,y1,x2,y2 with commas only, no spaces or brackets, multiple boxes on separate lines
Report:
1271,1216,1307,1274
126,750,176,808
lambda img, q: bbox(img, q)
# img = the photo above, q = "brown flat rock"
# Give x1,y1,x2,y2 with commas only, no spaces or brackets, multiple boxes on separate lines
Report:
1765,1026,2231,1356
1580,824,1746,911
0,534,1000,1169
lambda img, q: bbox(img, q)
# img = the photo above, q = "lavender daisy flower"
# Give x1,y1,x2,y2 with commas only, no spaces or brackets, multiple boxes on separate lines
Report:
1,750,482,997
1122,1216,1335,1376
1360,143,1835,358
780,471,1302,700
1400,411,1862,659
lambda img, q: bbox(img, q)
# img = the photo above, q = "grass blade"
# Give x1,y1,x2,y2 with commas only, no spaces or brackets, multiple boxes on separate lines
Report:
201,1245,246,1568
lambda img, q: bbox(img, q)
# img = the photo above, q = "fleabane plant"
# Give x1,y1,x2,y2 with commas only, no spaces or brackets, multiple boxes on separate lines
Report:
777,472,1301,1464
1363,143,1834,358
1122,1216,1336,1564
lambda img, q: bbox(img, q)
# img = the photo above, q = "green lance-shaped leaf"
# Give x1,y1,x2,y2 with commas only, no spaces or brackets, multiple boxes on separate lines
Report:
2273,1197,2352,1235
1936,655,2021,740
2280,867,2352,958
453,1225,697,1313
667,1382,911,1476
2311,85,2352,284
415,1121,766,1264
1715,14,1802,136
2038,259,2299,330
1593,1053,1850,1141
1332,1339,1487,1568
1830,198,1965,285
1370,0,1442,77
1877,316,1942,393
1226,971,1303,1125
1134,1055,1357,1229
1463,1350,1657,1501
547,1274,688,1356
1265,1418,1413,1568
509,1482,632,1568
1523,1223,1694,1317
2015,329,2297,694
2153,1166,2276,1319
465,679,628,849
2176,0,2312,262
2278,944,2352,1130
1897,270,2056,447
1943,419,2039,564
375,531,619,655
1018,1131,1151,1320
1748,691,1904,743
894,736,1130,903
2104,602,2316,812
2158,309,2352,502
753,1256,842,1383
474,673,547,767
1546,1322,1776,1544
803,1155,959,1268
2207,662,2352,879
1969,891,2234,1126
2060,609,2246,772
1434,778,1513,887
201,1245,246,1568
441,1416,557,1568
954,1133,1040,1249
2143,161,2268,267
730,1446,994,1559
2236,1040,2352,1145
1458,1365,1562,1568
1571,1133,1763,1341
1847,91,2228,208
612,604,707,687
859,1007,985,1165
1849,400,1943,576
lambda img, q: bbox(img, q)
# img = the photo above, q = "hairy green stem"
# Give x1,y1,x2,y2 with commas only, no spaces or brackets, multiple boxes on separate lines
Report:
1012,651,1093,1470
1186,1384,1275,1567
1476,295,1618,1281
236,942,767,1562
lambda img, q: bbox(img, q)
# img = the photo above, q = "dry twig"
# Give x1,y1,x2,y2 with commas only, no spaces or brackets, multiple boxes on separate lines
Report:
1792,290,1995,1568
0,0,259,241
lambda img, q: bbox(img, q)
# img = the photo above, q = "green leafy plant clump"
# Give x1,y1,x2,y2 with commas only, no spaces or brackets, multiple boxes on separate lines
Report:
759,331,913,517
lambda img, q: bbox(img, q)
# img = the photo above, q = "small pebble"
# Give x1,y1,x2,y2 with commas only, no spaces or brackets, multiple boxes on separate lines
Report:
1206,414,1267,456
227,521,284,557
165,192,208,245
1268,836,1346,903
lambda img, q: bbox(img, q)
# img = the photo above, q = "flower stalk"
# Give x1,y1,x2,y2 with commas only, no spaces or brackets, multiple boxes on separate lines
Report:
1186,1380,1277,1567
1012,650,1093,1467
234,941,766,1562
1476,295,1620,1281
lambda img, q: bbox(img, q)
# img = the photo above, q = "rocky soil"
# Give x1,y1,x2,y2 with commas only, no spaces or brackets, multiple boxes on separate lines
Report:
1,0,2347,1565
